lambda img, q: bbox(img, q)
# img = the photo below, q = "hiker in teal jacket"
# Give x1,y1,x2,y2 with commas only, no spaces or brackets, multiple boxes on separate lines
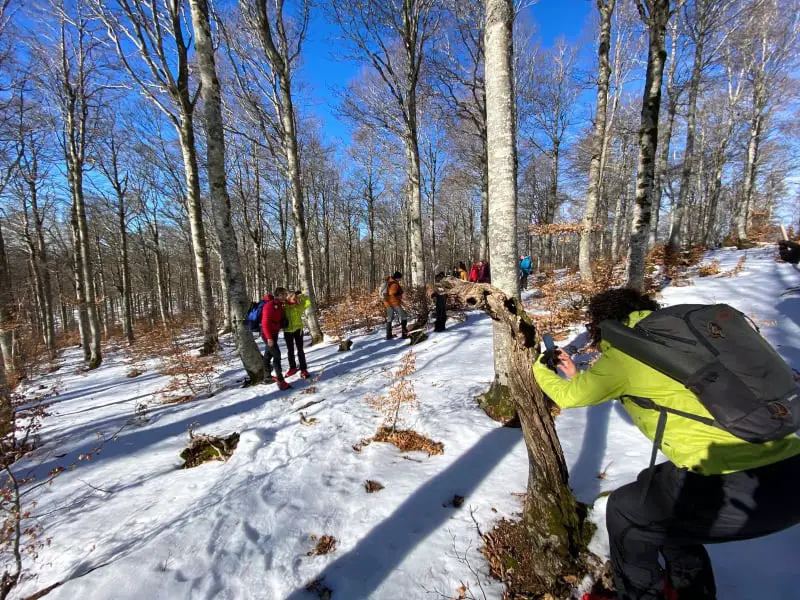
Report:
283,291,311,379
533,288,800,600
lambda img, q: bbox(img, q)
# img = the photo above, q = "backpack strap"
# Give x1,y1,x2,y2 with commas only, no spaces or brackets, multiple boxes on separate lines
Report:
622,395,717,503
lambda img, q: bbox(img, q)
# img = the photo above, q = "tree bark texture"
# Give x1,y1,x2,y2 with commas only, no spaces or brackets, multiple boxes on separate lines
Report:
626,0,671,292
249,0,323,343
485,0,520,394
189,0,266,382
650,20,679,249
177,117,219,354
0,225,14,380
668,0,705,253
440,277,593,590
69,206,90,362
579,0,616,282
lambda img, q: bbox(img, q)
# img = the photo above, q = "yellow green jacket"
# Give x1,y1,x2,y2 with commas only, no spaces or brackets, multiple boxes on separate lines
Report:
533,310,800,475
284,294,311,333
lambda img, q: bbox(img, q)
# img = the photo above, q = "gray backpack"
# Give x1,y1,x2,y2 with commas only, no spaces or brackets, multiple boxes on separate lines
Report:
600,304,800,445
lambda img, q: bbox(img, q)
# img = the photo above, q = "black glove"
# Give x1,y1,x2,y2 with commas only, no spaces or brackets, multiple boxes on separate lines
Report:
540,347,560,373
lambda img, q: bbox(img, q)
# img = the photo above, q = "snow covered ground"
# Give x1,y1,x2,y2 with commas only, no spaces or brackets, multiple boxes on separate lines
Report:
9,246,800,599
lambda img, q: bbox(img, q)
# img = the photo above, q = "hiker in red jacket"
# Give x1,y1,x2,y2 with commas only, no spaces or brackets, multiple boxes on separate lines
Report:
261,287,291,390
468,262,480,282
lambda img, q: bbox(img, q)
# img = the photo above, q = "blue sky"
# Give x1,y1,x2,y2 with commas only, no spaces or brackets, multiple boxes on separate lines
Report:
298,0,593,146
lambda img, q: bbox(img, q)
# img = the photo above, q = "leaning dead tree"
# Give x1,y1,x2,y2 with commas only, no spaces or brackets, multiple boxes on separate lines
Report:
439,276,596,593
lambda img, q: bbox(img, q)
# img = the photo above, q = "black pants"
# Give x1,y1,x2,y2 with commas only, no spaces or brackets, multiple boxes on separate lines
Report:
261,335,283,381
433,294,447,332
607,453,800,600
284,329,306,371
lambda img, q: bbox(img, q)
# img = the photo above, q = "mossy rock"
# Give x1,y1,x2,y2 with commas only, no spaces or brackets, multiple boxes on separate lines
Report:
180,432,240,468
478,382,519,426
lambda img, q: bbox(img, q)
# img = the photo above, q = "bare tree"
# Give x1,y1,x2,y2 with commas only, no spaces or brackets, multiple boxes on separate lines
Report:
485,0,519,398
649,15,683,248
95,115,134,344
93,0,218,354
524,39,581,265
579,0,616,281
330,0,439,288
235,0,323,343
667,0,738,253
625,0,680,291
733,0,798,242
433,0,489,261
39,0,104,368
187,0,266,381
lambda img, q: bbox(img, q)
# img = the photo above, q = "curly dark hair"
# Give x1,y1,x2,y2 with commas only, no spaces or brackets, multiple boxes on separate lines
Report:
586,288,660,345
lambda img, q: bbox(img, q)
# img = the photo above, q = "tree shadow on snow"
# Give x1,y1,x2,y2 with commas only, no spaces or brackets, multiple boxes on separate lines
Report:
568,402,612,504
284,425,521,600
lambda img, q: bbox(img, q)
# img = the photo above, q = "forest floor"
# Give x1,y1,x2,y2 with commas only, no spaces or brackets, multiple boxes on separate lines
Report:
8,246,800,600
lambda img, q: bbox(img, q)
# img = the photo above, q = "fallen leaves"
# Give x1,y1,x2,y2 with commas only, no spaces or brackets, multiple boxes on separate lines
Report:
307,535,337,557
364,480,384,493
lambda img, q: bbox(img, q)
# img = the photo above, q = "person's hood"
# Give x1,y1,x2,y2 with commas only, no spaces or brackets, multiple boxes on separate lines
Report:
263,294,276,302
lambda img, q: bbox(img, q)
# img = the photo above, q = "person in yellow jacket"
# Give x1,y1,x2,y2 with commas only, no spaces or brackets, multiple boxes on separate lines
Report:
283,290,312,379
533,288,800,600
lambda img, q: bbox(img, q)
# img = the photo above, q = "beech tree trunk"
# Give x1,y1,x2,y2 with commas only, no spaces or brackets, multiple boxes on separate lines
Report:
626,0,671,291
0,225,14,382
440,277,593,591
485,0,520,400
735,108,763,242
479,145,489,261
118,188,134,344
668,0,705,253
188,0,265,382
178,118,219,353
249,0,324,343
70,205,90,362
650,20,679,248
579,0,616,281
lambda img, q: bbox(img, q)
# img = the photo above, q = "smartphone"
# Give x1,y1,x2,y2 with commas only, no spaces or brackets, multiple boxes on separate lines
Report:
542,333,555,352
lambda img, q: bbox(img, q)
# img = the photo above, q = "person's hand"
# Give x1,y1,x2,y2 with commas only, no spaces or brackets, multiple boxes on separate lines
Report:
556,349,577,379
266,337,275,348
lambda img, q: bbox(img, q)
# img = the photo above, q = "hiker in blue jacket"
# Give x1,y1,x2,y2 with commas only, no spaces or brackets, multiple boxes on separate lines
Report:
519,255,532,290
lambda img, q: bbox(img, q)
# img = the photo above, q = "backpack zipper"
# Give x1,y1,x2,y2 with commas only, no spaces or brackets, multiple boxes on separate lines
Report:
636,326,698,346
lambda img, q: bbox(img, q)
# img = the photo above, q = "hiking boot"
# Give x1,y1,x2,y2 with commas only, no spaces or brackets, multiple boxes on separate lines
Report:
400,320,408,339
300,370,310,379
285,368,299,378
277,380,292,391
385,322,393,340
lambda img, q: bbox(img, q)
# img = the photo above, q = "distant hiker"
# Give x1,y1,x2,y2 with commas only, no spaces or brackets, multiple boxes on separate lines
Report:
455,262,468,281
778,239,800,264
468,262,480,282
534,288,800,600
432,272,447,332
519,255,532,290
383,271,408,340
261,287,291,390
283,290,311,379
477,259,491,283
